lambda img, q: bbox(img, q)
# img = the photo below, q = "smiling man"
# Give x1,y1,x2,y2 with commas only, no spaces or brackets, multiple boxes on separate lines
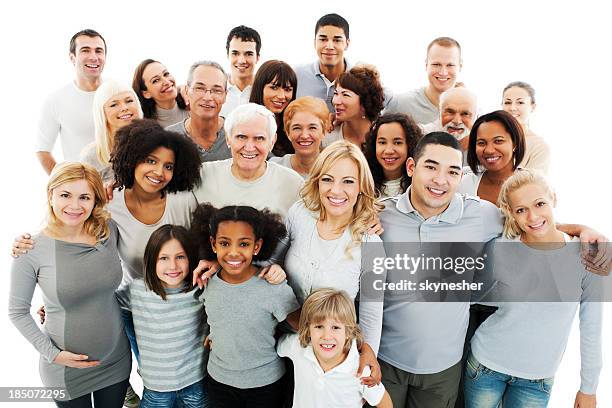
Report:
166,61,232,162
220,25,261,118
295,13,351,112
35,29,106,174
386,37,463,125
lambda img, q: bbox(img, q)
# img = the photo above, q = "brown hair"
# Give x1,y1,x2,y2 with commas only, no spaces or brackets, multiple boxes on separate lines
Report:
298,288,363,354
337,65,384,122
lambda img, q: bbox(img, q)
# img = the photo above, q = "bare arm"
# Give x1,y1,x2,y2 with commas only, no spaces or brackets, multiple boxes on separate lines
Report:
377,390,393,408
36,151,56,175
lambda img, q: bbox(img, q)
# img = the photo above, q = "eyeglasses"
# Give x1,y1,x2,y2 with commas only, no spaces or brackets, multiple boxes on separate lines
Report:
190,85,226,97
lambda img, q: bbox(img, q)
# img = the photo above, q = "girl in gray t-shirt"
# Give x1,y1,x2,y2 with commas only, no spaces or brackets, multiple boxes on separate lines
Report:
191,204,300,408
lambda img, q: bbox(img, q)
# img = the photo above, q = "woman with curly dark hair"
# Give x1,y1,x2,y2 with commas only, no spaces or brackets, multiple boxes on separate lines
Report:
364,113,422,198
132,59,189,128
249,60,297,157
323,64,385,149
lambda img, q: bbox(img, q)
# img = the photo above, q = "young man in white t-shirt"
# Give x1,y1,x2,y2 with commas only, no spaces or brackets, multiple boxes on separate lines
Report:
35,29,106,174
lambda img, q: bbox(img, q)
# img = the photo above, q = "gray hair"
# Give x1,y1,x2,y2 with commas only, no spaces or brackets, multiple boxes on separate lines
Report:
224,103,277,149
186,60,228,86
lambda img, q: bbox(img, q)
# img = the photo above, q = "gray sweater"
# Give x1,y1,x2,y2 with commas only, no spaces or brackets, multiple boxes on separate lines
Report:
8,221,131,401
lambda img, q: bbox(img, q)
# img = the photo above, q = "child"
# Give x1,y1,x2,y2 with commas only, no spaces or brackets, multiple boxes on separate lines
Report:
277,288,392,408
117,224,209,408
465,170,603,408
191,204,300,408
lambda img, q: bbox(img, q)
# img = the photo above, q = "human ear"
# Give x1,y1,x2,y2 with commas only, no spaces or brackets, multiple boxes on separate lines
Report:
406,157,416,177
254,238,263,256
209,236,216,253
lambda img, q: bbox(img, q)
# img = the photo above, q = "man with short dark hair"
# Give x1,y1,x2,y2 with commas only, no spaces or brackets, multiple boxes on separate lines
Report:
294,13,351,112
220,25,261,117
35,29,107,174
386,37,463,124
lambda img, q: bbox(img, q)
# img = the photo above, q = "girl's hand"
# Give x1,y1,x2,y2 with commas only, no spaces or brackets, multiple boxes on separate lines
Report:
574,391,596,408
192,260,221,288
357,343,381,386
203,336,212,350
104,181,115,201
11,233,33,258
367,215,384,236
53,351,100,368
37,305,46,324
258,264,287,284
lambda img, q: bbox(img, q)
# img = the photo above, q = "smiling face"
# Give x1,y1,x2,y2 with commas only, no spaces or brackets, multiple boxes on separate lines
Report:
318,157,360,220
103,91,140,135
228,37,259,82
475,121,515,173
440,93,476,140
332,85,362,122
508,183,558,243
375,122,409,181
156,238,190,289
262,77,294,114
50,179,96,229
309,317,348,370
315,25,349,69
228,115,271,177
407,144,463,219
134,146,175,194
70,35,105,82
502,86,535,126
141,62,178,104
187,65,227,120
426,44,461,94
287,110,325,156
211,220,262,283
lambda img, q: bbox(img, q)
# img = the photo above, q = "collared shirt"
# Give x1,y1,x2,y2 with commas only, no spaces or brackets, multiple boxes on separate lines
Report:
165,119,231,162
295,59,353,112
377,187,503,374
277,335,386,407
220,78,252,118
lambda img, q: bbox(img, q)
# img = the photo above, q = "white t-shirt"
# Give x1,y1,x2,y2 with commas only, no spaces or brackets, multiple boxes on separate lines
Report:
193,159,304,219
35,82,96,161
277,334,386,408
380,178,403,198
107,188,198,291
220,79,252,118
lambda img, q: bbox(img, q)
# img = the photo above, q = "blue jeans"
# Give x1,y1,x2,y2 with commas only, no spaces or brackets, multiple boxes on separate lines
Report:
464,352,553,408
120,308,140,365
141,380,209,408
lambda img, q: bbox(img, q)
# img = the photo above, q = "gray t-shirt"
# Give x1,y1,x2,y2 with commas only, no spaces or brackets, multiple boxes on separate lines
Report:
155,104,190,129
384,86,439,125
165,120,232,162
8,221,131,400
201,273,299,388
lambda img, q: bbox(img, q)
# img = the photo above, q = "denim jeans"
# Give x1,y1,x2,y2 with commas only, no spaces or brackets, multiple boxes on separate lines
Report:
141,380,209,408
464,352,553,408
120,308,140,365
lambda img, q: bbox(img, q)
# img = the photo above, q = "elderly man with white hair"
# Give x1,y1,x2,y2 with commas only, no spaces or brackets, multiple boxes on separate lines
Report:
192,102,304,218
421,87,477,157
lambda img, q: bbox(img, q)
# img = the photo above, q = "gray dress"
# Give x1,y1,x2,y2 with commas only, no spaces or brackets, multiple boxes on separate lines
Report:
8,220,131,401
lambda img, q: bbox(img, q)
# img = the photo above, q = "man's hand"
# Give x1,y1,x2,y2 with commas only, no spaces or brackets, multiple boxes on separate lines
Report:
357,343,381,386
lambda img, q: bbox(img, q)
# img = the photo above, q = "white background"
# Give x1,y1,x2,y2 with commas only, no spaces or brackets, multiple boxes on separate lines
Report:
1,0,610,406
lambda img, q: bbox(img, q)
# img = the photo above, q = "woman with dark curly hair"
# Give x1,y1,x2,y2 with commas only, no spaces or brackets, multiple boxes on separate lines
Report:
249,60,297,157
364,113,422,198
132,59,189,128
323,64,385,149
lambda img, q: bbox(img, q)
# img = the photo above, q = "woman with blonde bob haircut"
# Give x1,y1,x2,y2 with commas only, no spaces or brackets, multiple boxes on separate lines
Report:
80,79,144,182
270,96,330,178
465,169,603,408
275,140,387,354
9,162,131,406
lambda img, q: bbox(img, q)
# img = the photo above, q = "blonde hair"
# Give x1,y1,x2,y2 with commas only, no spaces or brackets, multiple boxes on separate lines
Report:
46,162,111,241
298,288,363,354
92,80,143,165
498,169,555,239
283,96,330,135
301,141,383,255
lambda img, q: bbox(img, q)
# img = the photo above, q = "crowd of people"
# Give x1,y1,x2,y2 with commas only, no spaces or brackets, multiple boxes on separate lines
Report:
8,12,611,408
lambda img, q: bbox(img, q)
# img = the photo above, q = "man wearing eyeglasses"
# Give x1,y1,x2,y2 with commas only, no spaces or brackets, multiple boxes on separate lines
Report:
166,61,232,162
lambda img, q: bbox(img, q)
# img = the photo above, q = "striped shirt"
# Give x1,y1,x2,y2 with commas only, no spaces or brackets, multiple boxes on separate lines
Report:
119,279,207,392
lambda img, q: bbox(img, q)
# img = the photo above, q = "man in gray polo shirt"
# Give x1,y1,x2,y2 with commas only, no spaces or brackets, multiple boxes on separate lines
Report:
377,132,609,407
385,37,463,124
166,61,231,162
294,13,351,112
